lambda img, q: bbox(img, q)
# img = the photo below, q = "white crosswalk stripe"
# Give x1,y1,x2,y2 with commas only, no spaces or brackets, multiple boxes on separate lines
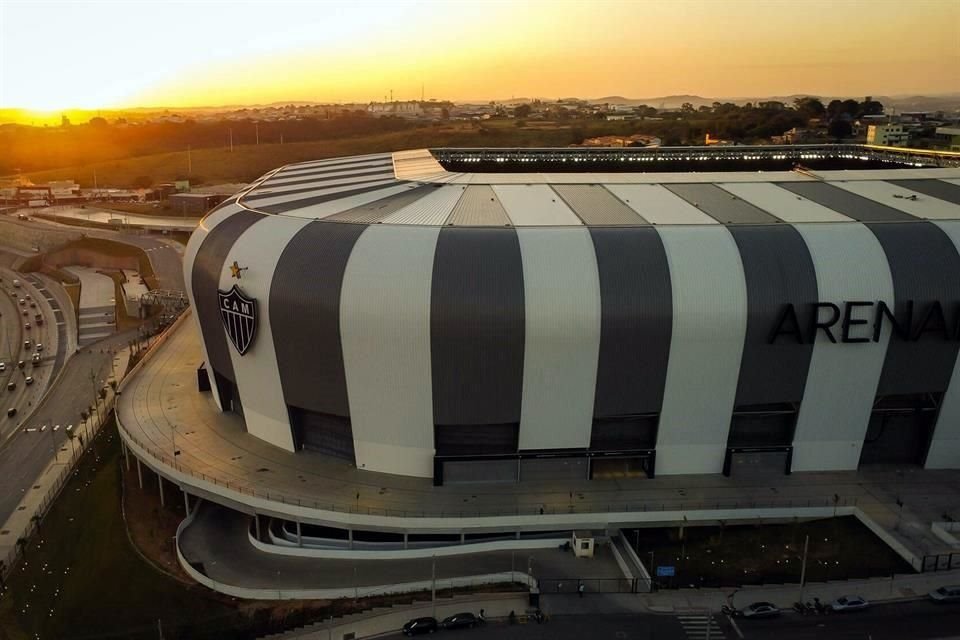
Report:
677,614,726,640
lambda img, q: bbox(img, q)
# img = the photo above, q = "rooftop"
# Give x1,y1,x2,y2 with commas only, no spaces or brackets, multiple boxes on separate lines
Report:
232,146,960,227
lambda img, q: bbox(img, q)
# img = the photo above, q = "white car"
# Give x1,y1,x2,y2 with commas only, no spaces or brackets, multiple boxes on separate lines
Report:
930,585,960,603
0,362,5,372
831,595,870,612
24,376,34,386
741,602,780,618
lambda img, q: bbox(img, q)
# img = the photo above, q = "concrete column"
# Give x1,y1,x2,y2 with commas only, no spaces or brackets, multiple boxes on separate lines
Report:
403,533,409,550
296,521,302,547
348,529,353,550
183,490,190,516
516,531,521,540
158,474,165,507
123,440,130,471
254,514,261,541
460,532,465,545
136,457,143,489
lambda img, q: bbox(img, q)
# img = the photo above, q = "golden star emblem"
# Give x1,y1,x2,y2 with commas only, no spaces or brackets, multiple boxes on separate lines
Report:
229,261,247,279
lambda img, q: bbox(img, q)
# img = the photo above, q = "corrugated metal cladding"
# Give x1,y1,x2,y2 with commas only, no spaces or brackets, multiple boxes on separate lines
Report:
728,225,818,406
270,221,367,416
277,158,392,177
719,183,852,223
664,183,779,224
777,182,915,222
495,185,583,226
552,185,646,225
431,227,525,425
191,210,263,384
588,227,672,417
326,185,436,223
867,221,960,396
446,186,511,226
606,184,719,225
253,182,401,214
382,185,465,225
261,167,394,190
833,181,960,220
890,179,960,206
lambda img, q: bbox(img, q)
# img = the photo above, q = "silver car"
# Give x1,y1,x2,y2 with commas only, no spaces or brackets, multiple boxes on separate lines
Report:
929,585,960,603
831,595,869,612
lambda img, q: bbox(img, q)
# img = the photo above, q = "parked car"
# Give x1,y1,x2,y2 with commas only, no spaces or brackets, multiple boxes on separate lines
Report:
740,602,780,619
6,382,15,391
6,408,16,417
930,585,960,603
441,612,479,629
402,617,438,636
24,376,33,386
831,595,870,612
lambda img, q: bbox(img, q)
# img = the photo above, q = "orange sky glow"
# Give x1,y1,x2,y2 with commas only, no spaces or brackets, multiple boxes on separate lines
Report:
1,0,958,113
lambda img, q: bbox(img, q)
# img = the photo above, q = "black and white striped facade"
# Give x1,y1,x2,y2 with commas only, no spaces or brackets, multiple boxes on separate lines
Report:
185,149,960,482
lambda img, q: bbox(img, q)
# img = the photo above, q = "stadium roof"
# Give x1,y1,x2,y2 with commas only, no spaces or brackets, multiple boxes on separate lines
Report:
232,147,960,227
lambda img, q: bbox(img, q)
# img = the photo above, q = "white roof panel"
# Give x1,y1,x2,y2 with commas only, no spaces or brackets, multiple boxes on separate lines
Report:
830,181,960,220
242,179,398,209
606,184,718,225
381,185,465,225
719,182,852,223
272,183,415,219
493,185,583,226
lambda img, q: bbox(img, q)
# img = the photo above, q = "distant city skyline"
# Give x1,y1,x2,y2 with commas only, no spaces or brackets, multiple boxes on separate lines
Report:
1,0,958,112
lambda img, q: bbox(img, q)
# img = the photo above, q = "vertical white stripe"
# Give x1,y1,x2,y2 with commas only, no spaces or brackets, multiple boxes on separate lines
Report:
792,223,893,471
925,220,960,469
183,203,243,411
517,228,601,450
220,215,312,452
341,226,440,478
655,226,747,475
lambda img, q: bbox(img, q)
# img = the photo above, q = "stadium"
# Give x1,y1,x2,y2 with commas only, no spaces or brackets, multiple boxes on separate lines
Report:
180,144,960,488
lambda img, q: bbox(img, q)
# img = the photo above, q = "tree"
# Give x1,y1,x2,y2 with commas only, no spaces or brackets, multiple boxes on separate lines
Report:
680,102,696,114
793,97,826,119
858,96,884,117
826,99,844,119
88,116,108,127
828,119,853,140
513,104,532,119
841,99,860,117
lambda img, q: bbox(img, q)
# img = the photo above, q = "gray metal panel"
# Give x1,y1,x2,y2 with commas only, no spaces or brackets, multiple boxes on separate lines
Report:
925,220,960,468
655,226,747,475
340,225,441,478
270,221,367,415
791,223,893,471
867,221,960,396
719,183,852,223
664,183,779,224
326,185,436,223
517,228,601,450
447,186,511,226
244,176,395,203
588,226,672,417
277,158,392,177
431,227,525,426
728,225,818,406
254,182,402,214
889,179,960,206
191,209,263,384
260,167,394,190
553,185,647,225
777,182,914,222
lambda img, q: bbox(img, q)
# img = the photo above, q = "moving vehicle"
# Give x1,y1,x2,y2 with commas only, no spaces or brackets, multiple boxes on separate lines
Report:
18,298,24,306
930,585,960,603
22,340,30,349
17,360,25,369
24,322,30,330
35,314,43,325
0,362,6,372
741,602,780,619
24,376,33,386
31,353,40,363
36,343,43,352
6,382,15,391
831,595,869,612
441,612,479,629
7,408,16,417
402,617,438,636
12,279,20,288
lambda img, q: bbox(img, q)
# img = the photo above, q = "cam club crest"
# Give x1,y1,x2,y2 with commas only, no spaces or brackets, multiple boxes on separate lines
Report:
218,284,257,356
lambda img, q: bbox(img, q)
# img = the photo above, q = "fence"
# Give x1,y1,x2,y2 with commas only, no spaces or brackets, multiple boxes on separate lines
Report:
538,577,638,594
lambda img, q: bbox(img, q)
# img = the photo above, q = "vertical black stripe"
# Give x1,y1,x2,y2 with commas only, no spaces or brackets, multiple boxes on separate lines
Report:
191,210,262,383
431,227,525,425
270,221,367,415
867,221,960,396
588,226,672,417
728,225,818,406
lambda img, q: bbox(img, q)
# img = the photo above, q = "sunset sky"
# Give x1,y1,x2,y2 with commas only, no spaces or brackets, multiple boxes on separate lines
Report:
1,0,958,112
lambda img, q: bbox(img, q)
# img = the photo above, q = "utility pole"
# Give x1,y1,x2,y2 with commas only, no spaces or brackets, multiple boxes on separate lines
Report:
187,145,192,175
255,124,259,145
229,128,234,152
798,534,810,603
89,369,101,426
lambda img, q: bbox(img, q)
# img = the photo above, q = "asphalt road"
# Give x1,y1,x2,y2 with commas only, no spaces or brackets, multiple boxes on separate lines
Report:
735,599,960,639
382,613,686,640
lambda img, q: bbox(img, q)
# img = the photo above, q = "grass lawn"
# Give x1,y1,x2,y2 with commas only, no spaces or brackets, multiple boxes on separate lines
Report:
626,517,914,589
13,120,627,189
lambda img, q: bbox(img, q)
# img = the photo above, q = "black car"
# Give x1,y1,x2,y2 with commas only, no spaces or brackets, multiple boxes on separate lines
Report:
402,617,438,636
441,612,479,629
6,408,16,417
6,382,15,391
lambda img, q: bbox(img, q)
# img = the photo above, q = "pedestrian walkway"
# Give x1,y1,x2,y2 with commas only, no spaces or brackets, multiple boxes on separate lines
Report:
677,613,724,640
